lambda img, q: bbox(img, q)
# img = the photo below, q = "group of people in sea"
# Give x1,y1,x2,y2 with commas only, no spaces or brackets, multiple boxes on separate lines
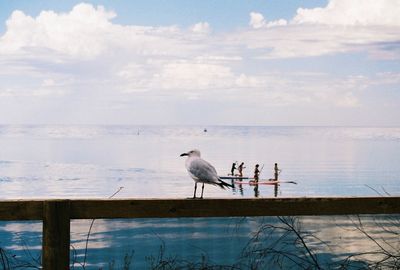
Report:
230,162,261,180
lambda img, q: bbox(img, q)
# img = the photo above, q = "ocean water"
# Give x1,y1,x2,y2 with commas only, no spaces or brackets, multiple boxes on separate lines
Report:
0,125,399,268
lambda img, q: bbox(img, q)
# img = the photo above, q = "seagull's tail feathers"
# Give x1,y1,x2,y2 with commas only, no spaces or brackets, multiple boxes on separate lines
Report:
217,178,234,189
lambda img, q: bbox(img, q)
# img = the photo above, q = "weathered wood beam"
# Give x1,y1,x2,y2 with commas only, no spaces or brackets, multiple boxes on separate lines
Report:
0,197,399,221
42,200,70,270
69,197,400,219
0,200,42,220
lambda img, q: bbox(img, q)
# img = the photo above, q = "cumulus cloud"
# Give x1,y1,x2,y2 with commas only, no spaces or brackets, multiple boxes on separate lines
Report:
249,11,287,28
190,22,211,34
293,0,400,26
0,3,197,59
0,4,116,57
249,12,266,29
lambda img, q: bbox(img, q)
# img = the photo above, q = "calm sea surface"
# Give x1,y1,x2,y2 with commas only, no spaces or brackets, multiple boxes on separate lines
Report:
0,125,399,268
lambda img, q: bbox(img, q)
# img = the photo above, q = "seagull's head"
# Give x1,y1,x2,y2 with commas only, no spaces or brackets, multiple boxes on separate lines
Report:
180,149,201,158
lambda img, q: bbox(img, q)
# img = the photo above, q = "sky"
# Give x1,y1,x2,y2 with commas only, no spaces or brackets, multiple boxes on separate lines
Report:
0,0,399,126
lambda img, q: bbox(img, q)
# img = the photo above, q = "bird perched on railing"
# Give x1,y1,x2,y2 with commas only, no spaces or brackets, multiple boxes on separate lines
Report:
180,149,233,199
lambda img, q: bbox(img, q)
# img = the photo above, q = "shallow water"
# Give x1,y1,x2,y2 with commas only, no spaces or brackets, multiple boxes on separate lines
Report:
0,125,399,268
0,125,399,199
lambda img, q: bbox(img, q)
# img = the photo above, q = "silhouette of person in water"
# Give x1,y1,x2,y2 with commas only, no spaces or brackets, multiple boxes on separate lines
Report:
238,162,245,177
230,162,237,176
254,164,260,181
254,184,259,198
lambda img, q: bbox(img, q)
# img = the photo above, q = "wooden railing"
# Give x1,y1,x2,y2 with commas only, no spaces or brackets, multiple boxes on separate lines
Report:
1,197,400,269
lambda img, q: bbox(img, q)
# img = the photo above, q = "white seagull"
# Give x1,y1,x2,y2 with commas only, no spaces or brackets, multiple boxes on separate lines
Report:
180,149,233,199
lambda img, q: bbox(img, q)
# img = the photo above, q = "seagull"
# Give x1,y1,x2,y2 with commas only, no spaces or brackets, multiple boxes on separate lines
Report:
180,149,233,199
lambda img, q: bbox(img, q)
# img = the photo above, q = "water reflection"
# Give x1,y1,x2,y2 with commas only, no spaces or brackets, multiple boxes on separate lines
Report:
231,162,283,198
0,221,42,269
253,184,259,197
232,182,279,198
66,214,398,268
0,215,399,269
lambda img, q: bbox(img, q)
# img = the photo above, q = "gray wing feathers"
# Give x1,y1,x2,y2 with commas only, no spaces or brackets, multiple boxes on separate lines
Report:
188,158,220,184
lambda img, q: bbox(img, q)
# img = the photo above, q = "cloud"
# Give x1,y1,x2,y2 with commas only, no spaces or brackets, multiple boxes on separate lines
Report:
190,22,211,34
0,4,116,57
335,92,360,107
237,24,399,59
2,1,399,63
293,0,400,26
154,60,235,90
0,2,398,125
249,12,266,29
249,12,287,29
241,0,400,59
0,3,197,60
375,72,400,85
235,74,263,88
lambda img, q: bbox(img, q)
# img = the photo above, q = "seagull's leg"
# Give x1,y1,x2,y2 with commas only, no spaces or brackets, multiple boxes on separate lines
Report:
200,183,205,199
193,182,197,199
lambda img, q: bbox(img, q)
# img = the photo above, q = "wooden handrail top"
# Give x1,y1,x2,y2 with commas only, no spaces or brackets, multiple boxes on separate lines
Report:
0,197,399,221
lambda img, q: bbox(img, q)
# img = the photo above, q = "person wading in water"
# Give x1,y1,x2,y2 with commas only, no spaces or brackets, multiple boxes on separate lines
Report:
230,162,237,176
238,162,246,177
254,164,260,182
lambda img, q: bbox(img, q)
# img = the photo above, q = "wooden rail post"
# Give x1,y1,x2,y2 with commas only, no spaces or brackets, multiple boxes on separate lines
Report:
43,200,70,270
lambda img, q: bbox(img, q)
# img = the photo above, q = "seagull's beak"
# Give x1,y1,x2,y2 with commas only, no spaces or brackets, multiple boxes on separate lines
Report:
180,153,188,157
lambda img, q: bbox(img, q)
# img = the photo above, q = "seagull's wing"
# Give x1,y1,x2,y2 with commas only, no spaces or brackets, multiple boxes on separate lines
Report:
188,158,219,184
